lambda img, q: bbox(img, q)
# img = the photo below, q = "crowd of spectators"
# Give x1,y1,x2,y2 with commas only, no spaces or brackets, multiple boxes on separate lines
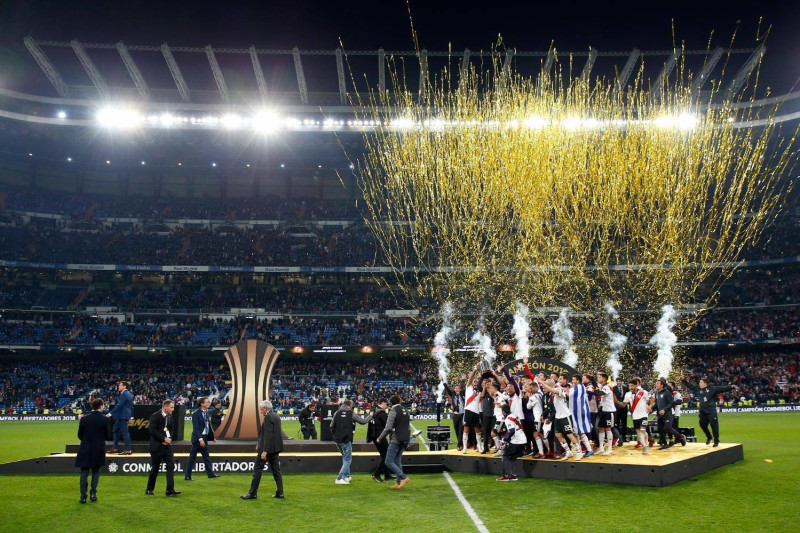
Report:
0,222,379,267
0,355,439,414
0,358,228,413
1,350,797,416
686,351,800,405
1,185,359,221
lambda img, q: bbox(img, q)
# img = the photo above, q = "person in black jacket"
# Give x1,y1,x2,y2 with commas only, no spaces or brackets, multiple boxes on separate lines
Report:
146,399,180,496
75,398,111,504
209,398,224,433
649,379,686,449
682,376,734,447
330,399,371,485
613,378,629,444
368,399,391,482
241,400,285,499
298,403,318,440
377,395,412,490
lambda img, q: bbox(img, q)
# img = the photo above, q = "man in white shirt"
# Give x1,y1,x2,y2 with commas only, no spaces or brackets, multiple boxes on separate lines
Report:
525,381,547,458
595,372,616,455
497,404,528,481
489,384,508,457
620,377,651,454
462,364,484,454
541,373,583,461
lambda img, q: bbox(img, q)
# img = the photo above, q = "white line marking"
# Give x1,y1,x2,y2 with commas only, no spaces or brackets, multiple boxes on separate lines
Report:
443,471,490,533
412,422,488,532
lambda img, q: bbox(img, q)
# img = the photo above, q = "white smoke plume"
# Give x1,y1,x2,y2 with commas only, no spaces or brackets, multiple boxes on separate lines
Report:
433,302,455,402
471,317,497,367
551,308,578,368
604,302,627,381
650,304,678,378
512,301,531,362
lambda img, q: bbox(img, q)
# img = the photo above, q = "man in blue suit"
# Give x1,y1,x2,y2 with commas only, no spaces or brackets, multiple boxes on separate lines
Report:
185,397,221,481
108,381,133,455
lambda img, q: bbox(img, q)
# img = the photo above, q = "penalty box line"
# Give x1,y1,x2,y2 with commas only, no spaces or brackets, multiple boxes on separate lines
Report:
410,423,489,533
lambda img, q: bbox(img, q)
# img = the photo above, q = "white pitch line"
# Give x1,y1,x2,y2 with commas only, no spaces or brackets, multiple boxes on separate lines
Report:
412,423,488,532
443,471,490,533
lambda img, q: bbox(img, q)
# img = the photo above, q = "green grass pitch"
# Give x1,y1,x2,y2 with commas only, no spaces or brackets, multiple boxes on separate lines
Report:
0,413,798,532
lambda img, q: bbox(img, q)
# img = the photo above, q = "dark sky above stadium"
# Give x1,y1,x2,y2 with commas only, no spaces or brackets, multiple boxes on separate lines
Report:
1,0,800,91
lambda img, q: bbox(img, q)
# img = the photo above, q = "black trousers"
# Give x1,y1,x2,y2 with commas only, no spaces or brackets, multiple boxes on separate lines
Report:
522,420,535,453
147,447,175,492
373,438,390,477
452,413,464,448
301,425,317,440
79,466,100,497
657,412,683,444
248,452,283,496
502,443,526,476
186,441,214,478
699,411,720,444
615,408,628,440
671,415,680,437
481,416,494,450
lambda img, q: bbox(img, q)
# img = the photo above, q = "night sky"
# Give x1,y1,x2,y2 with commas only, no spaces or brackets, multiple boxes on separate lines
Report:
1,1,799,92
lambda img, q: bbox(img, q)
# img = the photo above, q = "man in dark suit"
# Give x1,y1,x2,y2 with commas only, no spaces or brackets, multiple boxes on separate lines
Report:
185,396,221,481
75,398,112,504
613,378,629,444
298,402,318,440
108,381,133,455
369,399,391,482
209,398,224,433
241,400,284,500
145,399,181,496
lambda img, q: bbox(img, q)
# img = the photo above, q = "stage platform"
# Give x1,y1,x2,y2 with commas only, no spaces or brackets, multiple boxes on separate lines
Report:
61,439,415,455
0,441,742,486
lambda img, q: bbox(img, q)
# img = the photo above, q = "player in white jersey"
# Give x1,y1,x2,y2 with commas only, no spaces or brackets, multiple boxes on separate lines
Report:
541,373,583,461
621,377,651,454
525,381,547,458
462,364,484,454
595,371,616,455
489,384,509,456
497,404,528,481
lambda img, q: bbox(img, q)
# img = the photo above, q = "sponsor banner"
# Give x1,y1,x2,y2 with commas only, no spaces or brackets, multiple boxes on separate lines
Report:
681,405,800,414
107,459,258,475
65,264,115,271
0,415,79,421
162,265,209,272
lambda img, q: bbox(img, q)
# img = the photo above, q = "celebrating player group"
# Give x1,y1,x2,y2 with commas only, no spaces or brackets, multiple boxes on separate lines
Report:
445,357,730,482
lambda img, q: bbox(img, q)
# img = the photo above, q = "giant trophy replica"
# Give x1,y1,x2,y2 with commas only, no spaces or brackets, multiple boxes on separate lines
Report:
215,339,281,439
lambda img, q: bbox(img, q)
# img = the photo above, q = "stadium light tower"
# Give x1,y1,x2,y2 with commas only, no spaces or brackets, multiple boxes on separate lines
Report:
249,46,269,103
335,49,347,105
23,35,69,97
117,41,150,100
161,43,191,102
205,45,230,103
292,47,309,105
71,39,109,98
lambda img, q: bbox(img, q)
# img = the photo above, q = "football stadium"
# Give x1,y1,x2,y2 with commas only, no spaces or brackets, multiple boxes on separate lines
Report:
0,2,799,532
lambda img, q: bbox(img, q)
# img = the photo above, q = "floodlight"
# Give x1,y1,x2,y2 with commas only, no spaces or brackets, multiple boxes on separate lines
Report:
96,107,142,128
252,110,281,133
221,113,243,129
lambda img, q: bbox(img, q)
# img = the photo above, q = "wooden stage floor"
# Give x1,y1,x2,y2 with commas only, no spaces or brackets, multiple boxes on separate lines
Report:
0,442,743,486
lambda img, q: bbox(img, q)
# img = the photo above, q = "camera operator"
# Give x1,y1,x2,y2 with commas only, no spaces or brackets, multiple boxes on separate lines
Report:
298,402,318,440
